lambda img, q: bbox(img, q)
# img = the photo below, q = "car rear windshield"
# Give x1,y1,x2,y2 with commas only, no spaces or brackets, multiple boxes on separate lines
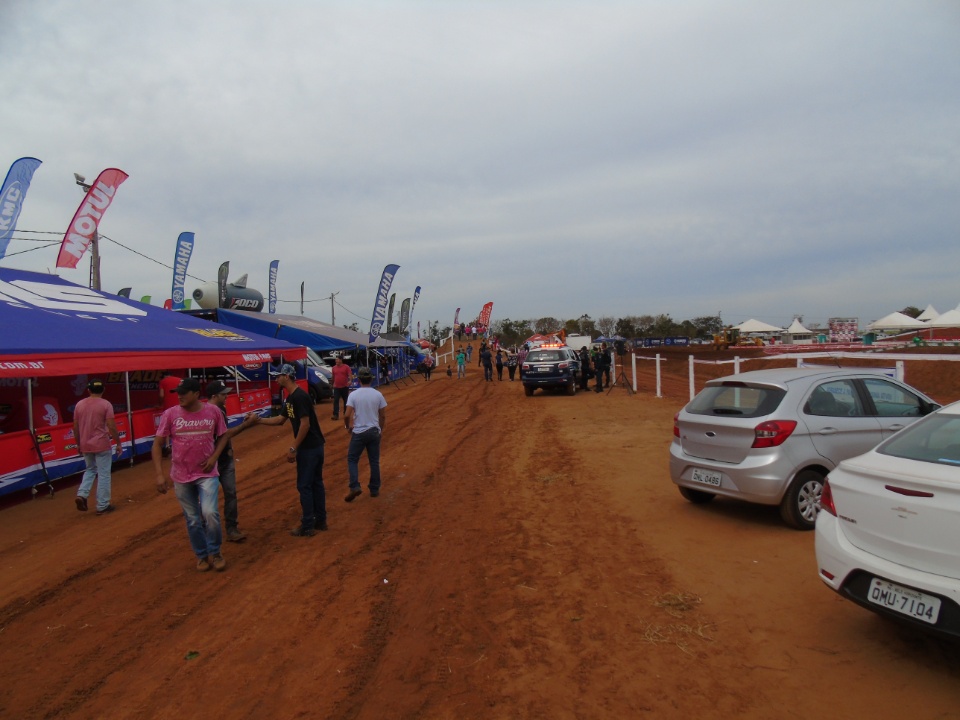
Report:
527,351,562,362
878,414,960,467
686,383,786,418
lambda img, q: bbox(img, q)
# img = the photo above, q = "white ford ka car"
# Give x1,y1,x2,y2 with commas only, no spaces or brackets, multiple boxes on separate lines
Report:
815,401,960,639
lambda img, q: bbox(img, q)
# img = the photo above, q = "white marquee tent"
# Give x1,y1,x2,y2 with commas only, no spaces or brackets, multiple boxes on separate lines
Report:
917,304,940,322
734,318,783,333
866,312,926,331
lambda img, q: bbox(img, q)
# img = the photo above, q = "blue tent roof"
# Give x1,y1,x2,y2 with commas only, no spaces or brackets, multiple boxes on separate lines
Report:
216,309,409,352
0,268,306,377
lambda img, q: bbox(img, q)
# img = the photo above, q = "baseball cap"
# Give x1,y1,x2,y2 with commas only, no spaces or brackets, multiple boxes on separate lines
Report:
269,363,297,378
175,377,202,394
87,379,105,393
206,380,232,396
357,366,373,380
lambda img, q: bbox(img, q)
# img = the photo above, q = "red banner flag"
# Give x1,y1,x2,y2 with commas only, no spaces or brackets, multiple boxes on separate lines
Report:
56,168,128,269
478,301,494,328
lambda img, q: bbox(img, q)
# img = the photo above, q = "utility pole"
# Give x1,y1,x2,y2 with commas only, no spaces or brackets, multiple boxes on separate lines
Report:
327,291,340,325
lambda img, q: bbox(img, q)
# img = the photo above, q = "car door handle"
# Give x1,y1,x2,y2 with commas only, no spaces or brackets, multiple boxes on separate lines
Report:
817,428,839,435
887,423,906,431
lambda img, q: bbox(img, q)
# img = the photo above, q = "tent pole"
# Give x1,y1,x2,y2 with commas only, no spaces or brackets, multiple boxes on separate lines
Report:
124,371,134,465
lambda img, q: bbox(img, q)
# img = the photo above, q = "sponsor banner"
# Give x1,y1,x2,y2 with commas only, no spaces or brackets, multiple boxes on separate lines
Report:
56,168,128,269
171,232,194,311
117,287,131,298
478,301,494,329
268,260,279,314
454,307,460,327
300,281,304,315
0,157,42,260
409,285,421,338
217,262,229,309
387,293,396,333
368,264,400,343
399,297,411,336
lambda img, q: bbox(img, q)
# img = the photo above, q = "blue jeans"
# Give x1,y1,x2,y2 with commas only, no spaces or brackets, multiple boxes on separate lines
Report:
219,460,238,530
174,476,222,559
296,444,326,530
457,363,465,378
347,428,381,494
78,450,112,511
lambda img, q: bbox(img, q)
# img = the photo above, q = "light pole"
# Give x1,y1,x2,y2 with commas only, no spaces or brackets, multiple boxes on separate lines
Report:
73,173,100,291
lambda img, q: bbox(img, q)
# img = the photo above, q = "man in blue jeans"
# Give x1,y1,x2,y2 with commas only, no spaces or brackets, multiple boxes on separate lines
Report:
73,379,122,515
343,367,387,502
257,364,327,536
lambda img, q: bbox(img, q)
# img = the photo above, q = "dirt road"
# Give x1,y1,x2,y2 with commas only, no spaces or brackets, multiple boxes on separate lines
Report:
2,351,959,719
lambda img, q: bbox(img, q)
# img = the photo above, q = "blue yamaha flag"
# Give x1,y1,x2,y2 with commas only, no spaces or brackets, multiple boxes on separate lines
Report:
268,260,279,314
368,263,400,343
171,232,194,310
0,157,42,260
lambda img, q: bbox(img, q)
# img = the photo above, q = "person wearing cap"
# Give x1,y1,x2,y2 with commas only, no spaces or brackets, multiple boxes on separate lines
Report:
343,366,387,502
206,380,259,543
256,363,327,536
72,379,122,515
152,377,232,572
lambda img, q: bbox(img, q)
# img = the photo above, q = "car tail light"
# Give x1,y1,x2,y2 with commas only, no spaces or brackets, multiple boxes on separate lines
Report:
558,362,569,370
820,479,836,517
751,420,797,448
673,412,680,438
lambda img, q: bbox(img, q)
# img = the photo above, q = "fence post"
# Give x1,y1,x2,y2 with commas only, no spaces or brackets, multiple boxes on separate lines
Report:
656,353,661,398
689,354,695,401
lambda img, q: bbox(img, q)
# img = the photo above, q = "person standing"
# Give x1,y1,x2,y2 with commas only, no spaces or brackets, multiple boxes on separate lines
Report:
73,379,122,515
506,348,518,381
578,346,591,392
466,342,474,363
480,346,494,381
495,349,504,380
256,364,327,536
456,347,466,379
517,343,529,380
152,378,230,572
595,344,610,393
343,367,387,502
422,353,434,380
206,380,258,543
158,371,182,410
330,355,352,421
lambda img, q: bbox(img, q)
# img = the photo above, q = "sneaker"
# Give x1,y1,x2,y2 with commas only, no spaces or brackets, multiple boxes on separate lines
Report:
75,496,88,512
226,528,247,543
96,504,115,516
197,557,211,572
344,489,362,502
316,521,328,532
369,491,379,498
290,526,316,537
211,553,227,572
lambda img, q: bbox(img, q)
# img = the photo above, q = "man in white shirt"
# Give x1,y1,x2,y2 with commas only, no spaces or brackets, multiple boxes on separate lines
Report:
343,367,387,502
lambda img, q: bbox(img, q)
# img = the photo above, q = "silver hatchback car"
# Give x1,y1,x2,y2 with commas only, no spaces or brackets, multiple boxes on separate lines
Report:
669,367,940,529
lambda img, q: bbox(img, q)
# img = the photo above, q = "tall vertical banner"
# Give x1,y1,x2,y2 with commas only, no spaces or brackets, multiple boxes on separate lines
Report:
268,260,279,314
56,168,128,269
386,293,396,333
454,307,460,328
217,262,229,309
409,285,421,338
300,282,304,315
117,287,131,298
0,157,42,260
368,263,400,344
170,232,194,310
479,301,494,332
399,297,411,337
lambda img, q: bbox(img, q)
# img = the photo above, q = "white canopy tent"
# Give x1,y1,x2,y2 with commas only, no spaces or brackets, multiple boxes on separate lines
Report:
784,318,812,335
917,304,940,322
734,318,783,334
866,312,926,331
926,309,960,328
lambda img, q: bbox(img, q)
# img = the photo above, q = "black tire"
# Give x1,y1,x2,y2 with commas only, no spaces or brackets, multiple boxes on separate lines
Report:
679,486,716,504
524,385,534,397
308,384,320,405
779,470,825,530
567,382,576,396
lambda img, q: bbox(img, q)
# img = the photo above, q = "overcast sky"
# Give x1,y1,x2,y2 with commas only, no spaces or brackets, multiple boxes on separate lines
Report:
2,1,958,333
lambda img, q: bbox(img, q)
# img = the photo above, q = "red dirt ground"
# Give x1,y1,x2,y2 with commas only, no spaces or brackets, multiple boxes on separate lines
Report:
1,347,959,719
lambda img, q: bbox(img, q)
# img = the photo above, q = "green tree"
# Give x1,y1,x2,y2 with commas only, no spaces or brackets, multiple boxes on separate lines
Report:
901,306,922,319
597,316,616,337
615,316,638,338
690,315,722,338
651,314,675,337
534,317,561,334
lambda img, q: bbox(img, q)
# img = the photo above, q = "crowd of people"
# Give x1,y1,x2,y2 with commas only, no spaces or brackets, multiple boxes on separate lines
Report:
70,360,388,573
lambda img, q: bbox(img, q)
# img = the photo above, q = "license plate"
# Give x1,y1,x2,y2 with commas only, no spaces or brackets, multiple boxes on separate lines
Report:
690,467,722,487
537,366,550,373
867,578,941,624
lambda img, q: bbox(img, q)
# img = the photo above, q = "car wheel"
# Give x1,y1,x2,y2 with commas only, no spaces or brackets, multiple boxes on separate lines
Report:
524,385,534,397
308,384,320,405
779,470,824,530
679,486,715,504
567,382,576,396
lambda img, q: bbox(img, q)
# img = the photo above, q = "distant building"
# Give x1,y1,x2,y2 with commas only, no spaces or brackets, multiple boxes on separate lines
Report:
828,317,859,343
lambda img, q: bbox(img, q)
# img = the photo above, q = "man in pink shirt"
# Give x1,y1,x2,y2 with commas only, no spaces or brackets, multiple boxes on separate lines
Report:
330,355,353,421
152,377,231,572
73,379,122,515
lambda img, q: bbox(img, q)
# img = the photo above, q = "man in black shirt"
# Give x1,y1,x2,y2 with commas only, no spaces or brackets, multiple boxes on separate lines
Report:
257,364,327,536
